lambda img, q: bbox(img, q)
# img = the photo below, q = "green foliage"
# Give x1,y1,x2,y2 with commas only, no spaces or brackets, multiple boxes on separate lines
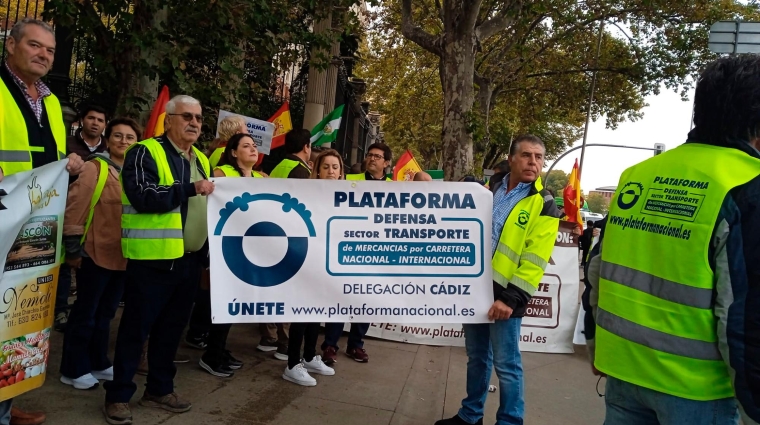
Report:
43,0,366,139
392,0,760,175
586,192,610,214
540,170,569,196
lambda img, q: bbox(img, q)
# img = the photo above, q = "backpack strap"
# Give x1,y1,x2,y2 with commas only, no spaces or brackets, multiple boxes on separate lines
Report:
81,158,109,244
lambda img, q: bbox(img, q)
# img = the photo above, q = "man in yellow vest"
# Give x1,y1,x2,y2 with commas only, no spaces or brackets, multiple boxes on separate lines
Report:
0,18,86,425
270,129,312,179
438,135,561,425
102,95,214,425
590,55,760,425
345,143,392,181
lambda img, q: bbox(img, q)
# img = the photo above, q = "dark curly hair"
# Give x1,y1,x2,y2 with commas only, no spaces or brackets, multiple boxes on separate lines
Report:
690,55,760,147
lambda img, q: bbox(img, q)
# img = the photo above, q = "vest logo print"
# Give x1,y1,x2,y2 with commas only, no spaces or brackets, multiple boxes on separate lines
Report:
617,182,643,210
213,193,316,287
516,210,530,229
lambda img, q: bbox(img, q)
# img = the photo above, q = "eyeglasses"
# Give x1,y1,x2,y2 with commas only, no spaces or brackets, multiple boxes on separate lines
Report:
366,153,385,161
111,133,137,142
168,113,203,123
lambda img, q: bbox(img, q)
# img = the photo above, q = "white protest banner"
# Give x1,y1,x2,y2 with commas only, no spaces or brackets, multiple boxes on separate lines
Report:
518,221,580,353
217,110,275,155
0,161,69,401
360,222,581,354
208,179,494,323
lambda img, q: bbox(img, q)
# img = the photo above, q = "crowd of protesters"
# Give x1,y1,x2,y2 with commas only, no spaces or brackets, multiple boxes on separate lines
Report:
2,16,759,425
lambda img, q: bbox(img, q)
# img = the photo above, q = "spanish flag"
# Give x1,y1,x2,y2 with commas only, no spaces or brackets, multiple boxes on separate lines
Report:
393,149,422,181
563,159,584,226
143,85,170,139
269,102,293,150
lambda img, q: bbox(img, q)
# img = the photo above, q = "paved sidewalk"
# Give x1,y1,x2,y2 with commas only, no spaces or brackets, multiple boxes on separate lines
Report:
15,313,605,425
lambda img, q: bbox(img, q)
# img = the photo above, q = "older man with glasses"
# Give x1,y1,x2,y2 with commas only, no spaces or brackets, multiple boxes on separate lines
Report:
102,95,214,425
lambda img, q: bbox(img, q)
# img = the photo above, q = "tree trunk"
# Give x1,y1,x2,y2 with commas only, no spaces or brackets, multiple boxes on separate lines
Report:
440,16,476,181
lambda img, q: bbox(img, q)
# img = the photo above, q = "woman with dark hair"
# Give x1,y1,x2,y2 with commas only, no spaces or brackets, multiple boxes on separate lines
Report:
194,134,269,378
282,150,343,386
60,118,142,389
214,133,265,178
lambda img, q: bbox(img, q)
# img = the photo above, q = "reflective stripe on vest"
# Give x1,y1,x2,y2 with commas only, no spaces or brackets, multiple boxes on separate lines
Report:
120,139,210,260
270,158,307,178
491,180,559,295
595,143,760,401
0,78,66,176
81,158,110,244
216,164,263,178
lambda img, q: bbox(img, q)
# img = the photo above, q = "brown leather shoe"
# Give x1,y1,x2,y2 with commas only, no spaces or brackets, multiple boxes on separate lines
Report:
10,407,46,425
138,392,191,413
322,346,338,365
345,347,369,363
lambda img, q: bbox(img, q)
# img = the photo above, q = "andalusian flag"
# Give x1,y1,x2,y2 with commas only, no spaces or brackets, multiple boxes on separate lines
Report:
393,150,422,181
143,85,170,139
310,105,344,146
269,102,293,150
563,159,584,226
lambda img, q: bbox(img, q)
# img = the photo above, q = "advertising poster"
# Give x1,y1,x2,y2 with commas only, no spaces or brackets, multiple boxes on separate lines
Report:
0,161,69,401
208,179,494,323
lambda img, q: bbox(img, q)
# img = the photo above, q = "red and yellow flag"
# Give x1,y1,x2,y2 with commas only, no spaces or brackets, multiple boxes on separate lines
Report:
268,102,293,150
143,85,170,140
563,159,584,225
393,149,422,181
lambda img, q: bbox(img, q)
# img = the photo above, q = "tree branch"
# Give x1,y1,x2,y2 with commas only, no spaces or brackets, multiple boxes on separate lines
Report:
475,2,521,41
526,67,633,78
401,0,442,56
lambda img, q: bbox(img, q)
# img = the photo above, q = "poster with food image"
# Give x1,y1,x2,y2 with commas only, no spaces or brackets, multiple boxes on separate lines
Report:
0,161,68,401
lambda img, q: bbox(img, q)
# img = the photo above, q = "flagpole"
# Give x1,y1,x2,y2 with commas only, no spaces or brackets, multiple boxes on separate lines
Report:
578,21,605,181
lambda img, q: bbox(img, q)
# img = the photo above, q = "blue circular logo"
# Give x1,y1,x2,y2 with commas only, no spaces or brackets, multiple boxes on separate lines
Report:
617,182,643,210
213,193,315,287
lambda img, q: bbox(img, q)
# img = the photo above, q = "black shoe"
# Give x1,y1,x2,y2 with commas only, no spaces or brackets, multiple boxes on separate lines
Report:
434,415,482,425
199,357,234,378
223,351,243,370
185,332,208,350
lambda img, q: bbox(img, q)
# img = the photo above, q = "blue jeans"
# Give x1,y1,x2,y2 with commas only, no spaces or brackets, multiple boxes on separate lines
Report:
0,399,11,425
60,257,125,378
604,376,739,425
321,323,369,350
459,318,524,425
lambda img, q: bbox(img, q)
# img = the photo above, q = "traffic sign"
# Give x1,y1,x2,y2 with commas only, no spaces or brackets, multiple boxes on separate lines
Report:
709,21,760,54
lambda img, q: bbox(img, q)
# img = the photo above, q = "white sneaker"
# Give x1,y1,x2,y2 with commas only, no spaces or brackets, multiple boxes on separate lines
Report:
282,364,316,387
60,373,99,390
92,366,114,381
273,351,288,361
303,355,335,376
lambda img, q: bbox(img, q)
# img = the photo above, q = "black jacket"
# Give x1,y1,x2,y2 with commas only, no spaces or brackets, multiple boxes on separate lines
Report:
121,135,209,269
489,172,562,317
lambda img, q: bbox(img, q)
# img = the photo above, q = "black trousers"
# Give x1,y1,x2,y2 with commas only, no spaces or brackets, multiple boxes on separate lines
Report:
60,258,125,378
288,322,320,369
203,324,232,365
104,253,201,402
188,288,211,337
